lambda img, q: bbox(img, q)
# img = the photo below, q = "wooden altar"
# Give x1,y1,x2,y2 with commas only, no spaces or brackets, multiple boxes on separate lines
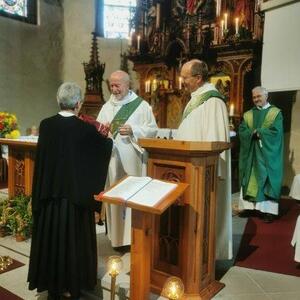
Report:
139,138,230,299
0,138,36,198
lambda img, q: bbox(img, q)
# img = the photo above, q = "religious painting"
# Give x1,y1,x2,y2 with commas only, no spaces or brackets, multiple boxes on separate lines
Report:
210,74,231,102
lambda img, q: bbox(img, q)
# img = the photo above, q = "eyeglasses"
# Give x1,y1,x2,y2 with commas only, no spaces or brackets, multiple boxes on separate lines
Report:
181,74,201,81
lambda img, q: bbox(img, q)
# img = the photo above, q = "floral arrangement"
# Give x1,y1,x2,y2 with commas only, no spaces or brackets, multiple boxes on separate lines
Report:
0,112,20,139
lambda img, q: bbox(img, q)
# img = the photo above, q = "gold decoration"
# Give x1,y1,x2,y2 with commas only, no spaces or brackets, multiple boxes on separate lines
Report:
0,255,13,272
161,276,184,300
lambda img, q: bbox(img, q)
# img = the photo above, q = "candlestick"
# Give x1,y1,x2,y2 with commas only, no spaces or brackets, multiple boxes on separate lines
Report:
224,13,228,30
229,104,234,116
235,17,239,35
156,3,160,29
137,35,141,51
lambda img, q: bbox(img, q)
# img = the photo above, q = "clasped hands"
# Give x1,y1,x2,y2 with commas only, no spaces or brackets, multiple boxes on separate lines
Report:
98,122,133,137
252,129,260,140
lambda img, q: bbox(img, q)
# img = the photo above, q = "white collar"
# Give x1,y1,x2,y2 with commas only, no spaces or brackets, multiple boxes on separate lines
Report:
59,111,75,117
109,90,139,106
191,82,217,98
256,102,271,110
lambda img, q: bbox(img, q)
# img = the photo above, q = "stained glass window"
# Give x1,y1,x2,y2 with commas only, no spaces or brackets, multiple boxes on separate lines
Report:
0,0,37,24
104,0,136,38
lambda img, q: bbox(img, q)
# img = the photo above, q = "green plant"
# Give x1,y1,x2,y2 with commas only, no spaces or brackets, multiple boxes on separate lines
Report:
0,195,32,239
0,198,13,235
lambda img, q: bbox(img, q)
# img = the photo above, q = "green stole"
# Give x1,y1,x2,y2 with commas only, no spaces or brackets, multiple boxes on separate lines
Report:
243,106,281,199
181,90,225,121
110,97,143,138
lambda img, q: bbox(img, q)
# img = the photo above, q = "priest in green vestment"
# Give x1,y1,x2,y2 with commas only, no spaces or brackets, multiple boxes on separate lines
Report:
175,59,232,260
97,70,157,247
239,86,284,223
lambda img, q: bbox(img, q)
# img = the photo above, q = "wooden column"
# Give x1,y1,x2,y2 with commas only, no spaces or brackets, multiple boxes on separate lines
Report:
130,210,152,299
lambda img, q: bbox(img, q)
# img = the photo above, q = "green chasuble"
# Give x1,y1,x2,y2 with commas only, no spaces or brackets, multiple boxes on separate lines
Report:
239,105,284,202
110,97,142,137
181,90,225,121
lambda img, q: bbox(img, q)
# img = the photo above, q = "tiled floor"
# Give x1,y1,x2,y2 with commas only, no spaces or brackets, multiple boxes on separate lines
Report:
1,190,300,299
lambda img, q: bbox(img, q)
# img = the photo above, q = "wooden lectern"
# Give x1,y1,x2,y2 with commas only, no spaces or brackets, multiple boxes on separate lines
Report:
95,176,188,300
138,138,230,299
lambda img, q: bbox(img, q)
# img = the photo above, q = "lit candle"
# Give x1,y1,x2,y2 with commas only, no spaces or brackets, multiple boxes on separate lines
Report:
235,17,239,35
147,80,151,93
224,13,228,30
178,77,183,90
156,3,161,29
152,79,157,91
137,35,141,51
145,81,148,93
229,104,234,116
221,20,224,37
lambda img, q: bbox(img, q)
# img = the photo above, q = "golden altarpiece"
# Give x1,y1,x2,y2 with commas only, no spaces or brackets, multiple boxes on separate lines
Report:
125,0,264,298
128,0,263,128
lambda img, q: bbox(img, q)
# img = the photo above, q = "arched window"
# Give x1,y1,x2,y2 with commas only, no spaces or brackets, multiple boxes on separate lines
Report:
104,0,136,38
0,0,37,24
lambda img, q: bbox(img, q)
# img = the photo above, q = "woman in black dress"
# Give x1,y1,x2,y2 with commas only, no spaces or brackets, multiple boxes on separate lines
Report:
28,82,112,299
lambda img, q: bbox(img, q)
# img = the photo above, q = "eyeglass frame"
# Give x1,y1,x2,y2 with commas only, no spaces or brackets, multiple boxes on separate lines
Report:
181,74,202,81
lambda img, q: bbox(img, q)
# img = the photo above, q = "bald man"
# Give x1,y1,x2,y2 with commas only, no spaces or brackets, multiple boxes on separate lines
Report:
175,59,232,260
97,70,157,248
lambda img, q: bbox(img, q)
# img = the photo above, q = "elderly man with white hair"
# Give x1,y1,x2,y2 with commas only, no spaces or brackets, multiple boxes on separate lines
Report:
238,86,284,223
97,70,157,248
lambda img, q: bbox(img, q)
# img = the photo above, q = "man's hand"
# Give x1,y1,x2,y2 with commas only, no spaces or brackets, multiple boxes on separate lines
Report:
98,122,110,137
119,124,133,136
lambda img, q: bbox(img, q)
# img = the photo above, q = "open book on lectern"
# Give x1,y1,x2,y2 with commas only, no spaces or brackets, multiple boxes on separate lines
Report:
95,176,188,214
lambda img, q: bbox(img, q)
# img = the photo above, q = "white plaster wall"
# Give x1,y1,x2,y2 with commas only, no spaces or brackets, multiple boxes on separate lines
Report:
0,1,64,133
62,0,137,101
285,91,300,186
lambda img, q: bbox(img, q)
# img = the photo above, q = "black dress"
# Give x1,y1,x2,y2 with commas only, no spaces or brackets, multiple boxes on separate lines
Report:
27,114,112,298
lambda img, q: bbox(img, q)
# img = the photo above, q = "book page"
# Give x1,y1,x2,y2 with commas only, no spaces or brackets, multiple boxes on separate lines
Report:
104,176,152,200
129,179,177,207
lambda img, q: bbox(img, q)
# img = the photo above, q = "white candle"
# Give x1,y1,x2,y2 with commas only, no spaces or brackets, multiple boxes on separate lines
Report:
137,35,141,51
216,0,221,17
179,77,183,90
156,3,160,29
128,32,132,47
229,104,234,116
147,80,151,93
221,20,224,37
224,13,228,30
145,81,148,93
152,79,157,91
235,17,239,35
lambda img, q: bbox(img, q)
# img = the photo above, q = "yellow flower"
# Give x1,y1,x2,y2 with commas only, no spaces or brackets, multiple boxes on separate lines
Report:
5,130,20,139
